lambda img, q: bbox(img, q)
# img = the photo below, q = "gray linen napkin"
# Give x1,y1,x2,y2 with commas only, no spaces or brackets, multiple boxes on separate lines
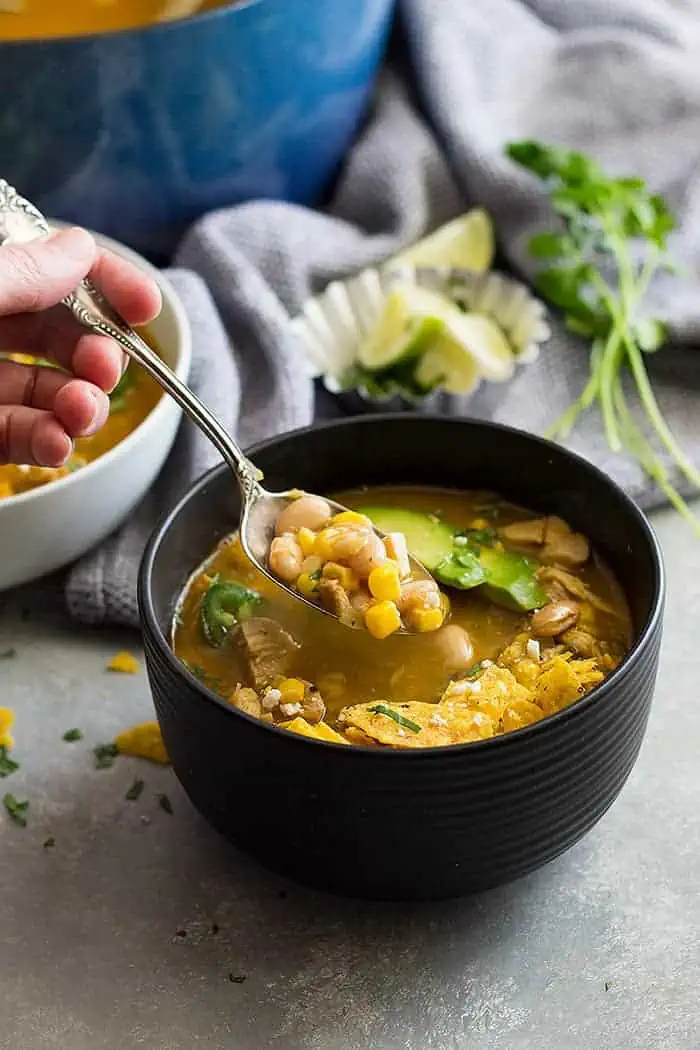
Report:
63,0,700,627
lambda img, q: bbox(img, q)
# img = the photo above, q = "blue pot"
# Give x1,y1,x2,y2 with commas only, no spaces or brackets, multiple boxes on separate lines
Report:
0,0,395,260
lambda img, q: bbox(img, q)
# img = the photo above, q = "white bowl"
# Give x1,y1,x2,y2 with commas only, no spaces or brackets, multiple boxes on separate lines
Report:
290,264,550,407
0,228,191,591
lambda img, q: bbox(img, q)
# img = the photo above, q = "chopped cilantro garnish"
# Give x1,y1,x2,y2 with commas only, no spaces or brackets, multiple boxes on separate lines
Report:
62,728,83,742
125,778,145,801
94,743,119,770
368,704,421,733
3,792,29,827
158,793,173,815
0,747,19,778
465,661,486,680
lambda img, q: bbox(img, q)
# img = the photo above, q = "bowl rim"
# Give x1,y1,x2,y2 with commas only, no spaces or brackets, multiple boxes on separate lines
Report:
0,227,192,511
0,0,263,49
139,414,665,759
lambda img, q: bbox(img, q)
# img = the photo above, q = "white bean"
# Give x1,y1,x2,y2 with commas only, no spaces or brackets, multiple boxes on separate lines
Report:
430,625,474,674
274,495,332,536
269,534,303,582
347,531,387,579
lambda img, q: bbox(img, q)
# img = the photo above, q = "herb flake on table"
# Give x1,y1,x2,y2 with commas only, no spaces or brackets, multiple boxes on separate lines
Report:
94,743,119,770
3,793,29,827
62,728,83,743
158,793,174,815
125,778,145,802
0,648,16,660
0,746,18,778
506,139,700,533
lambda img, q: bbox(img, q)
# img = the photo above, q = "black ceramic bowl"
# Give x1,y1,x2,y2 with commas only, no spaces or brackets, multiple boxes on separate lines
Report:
138,416,664,901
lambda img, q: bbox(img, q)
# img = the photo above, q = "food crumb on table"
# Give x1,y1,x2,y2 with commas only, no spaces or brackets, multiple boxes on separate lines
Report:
106,650,141,674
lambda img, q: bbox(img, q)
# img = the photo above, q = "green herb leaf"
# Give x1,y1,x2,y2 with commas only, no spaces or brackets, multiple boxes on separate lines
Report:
465,661,486,680
158,793,174,815
94,743,119,770
3,792,29,827
62,728,83,743
367,704,422,734
507,139,700,534
0,647,16,660
125,778,145,801
0,746,18,778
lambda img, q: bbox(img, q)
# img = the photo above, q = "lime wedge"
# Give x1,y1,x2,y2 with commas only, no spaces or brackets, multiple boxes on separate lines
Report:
357,289,443,372
414,334,481,395
388,209,495,274
392,286,516,383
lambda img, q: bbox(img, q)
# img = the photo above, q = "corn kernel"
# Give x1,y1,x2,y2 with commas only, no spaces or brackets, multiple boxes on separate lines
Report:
332,510,371,527
0,706,15,750
296,572,320,598
322,562,358,591
364,600,402,639
297,527,317,556
410,607,444,633
368,562,401,602
313,528,334,560
278,678,306,703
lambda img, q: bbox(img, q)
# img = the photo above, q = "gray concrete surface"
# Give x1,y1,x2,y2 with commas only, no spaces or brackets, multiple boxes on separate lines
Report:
0,505,697,1050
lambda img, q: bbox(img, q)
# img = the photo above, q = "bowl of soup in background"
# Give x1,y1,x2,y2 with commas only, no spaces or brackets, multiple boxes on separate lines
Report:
139,416,664,901
0,0,396,261
0,227,191,591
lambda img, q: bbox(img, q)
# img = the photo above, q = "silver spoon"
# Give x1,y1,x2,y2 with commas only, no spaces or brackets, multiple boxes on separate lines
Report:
0,179,437,629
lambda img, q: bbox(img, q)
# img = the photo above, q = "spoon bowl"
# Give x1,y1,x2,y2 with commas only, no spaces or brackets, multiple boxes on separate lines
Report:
0,179,437,630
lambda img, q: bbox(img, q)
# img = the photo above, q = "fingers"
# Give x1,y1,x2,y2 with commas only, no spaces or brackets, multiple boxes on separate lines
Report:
0,407,72,468
0,229,162,391
0,359,109,442
0,228,97,315
89,248,162,326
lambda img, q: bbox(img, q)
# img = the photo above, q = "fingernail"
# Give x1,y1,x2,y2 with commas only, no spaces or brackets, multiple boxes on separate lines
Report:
52,226,96,263
82,389,109,436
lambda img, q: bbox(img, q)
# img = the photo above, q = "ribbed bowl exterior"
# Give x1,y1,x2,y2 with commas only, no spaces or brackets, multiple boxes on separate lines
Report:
139,417,664,901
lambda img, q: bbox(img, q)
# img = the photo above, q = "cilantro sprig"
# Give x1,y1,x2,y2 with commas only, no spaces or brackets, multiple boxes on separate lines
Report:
507,140,700,532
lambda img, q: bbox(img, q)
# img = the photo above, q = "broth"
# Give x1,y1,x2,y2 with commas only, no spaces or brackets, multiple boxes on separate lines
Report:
0,0,225,41
173,487,633,749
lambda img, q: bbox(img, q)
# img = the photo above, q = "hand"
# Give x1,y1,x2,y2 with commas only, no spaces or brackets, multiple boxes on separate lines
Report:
0,226,162,467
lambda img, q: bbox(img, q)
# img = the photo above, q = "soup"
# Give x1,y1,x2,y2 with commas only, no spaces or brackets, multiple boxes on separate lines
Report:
266,495,446,639
0,0,224,40
0,351,161,498
173,487,632,749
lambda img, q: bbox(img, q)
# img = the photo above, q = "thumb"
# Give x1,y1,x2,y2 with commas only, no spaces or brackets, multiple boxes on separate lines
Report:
0,227,97,316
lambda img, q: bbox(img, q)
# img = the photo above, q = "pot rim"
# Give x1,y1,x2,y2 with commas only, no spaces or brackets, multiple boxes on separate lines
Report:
138,414,665,760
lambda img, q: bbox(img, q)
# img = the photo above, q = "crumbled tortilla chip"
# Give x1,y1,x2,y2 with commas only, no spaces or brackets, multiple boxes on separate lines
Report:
281,717,348,745
107,650,141,674
534,654,603,716
339,701,495,749
0,707,14,750
115,721,169,764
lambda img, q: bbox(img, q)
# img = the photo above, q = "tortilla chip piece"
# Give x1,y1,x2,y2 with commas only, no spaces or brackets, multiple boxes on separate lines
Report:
534,654,603,715
281,717,348,745
338,701,495,749
115,721,169,764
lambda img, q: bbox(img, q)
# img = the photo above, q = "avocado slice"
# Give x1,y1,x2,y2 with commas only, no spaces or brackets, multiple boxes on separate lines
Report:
479,547,547,612
358,506,455,571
